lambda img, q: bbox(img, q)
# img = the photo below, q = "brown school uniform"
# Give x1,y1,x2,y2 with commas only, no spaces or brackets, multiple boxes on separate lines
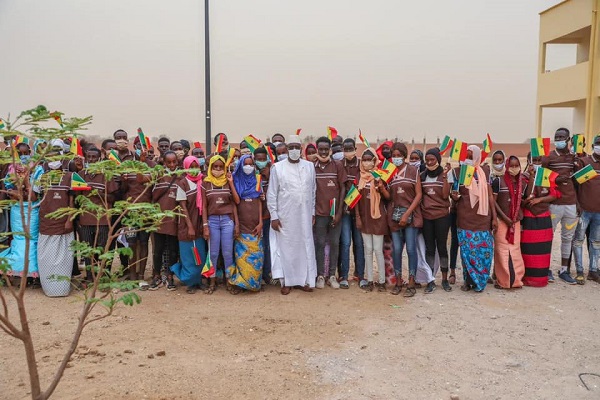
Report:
387,164,423,230
492,176,525,221
237,197,261,234
176,177,204,241
343,157,360,190
314,160,347,217
38,172,73,235
152,174,179,236
455,167,492,232
577,154,600,213
260,167,270,220
541,150,577,205
122,159,157,203
79,171,119,226
202,181,234,217
421,173,450,220
356,183,388,235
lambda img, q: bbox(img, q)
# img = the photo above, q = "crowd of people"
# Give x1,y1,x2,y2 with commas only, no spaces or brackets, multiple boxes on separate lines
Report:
1,127,599,298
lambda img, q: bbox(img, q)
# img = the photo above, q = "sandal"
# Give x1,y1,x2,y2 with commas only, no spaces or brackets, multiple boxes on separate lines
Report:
391,284,402,295
403,286,416,297
460,284,472,292
280,286,292,295
359,279,369,290
230,286,243,295
494,283,504,290
301,285,313,292
205,284,216,295
186,286,197,294
377,283,386,292
448,272,456,285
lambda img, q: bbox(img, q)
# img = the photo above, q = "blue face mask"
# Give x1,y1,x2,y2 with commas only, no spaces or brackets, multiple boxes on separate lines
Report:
255,160,268,170
135,149,141,157
555,140,567,150
197,157,206,166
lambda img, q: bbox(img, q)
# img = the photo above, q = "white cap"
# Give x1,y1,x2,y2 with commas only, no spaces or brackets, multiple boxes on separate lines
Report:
288,135,301,145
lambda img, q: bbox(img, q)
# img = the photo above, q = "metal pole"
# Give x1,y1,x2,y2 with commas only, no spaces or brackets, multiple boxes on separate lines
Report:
204,0,212,154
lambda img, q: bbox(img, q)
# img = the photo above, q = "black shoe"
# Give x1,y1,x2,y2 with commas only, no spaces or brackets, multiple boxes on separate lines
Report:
441,280,452,292
166,276,177,291
424,281,436,294
148,276,162,291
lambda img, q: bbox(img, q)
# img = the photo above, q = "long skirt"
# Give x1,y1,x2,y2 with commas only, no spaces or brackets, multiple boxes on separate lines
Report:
0,203,40,277
38,233,74,297
458,228,493,292
228,233,263,291
170,238,207,287
520,209,552,287
415,233,440,284
494,220,525,288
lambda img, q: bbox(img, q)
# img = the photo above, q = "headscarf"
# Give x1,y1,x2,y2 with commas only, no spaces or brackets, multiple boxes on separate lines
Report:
204,155,228,187
466,145,489,216
503,155,523,244
183,155,204,214
233,154,261,200
304,143,317,161
376,140,393,162
411,149,426,173
357,148,381,219
423,147,443,179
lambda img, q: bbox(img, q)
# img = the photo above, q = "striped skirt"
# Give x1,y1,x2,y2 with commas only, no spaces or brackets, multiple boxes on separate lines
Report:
520,209,552,287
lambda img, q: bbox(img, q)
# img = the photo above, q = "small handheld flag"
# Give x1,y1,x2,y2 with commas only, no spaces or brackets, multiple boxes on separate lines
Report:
533,166,558,187
378,159,397,183
450,140,468,162
224,147,236,167
201,248,215,278
439,136,454,156
329,198,336,217
266,145,276,164
530,137,550,158
70,137,83,157
51,112,64,128
137,127,152,149
0,118,6,130
344,185,362,209
296,129,302,136
215,134,226,153
327,126,338,141
370,169,383,180
458,164,475,186
572,134,585,154
255,172,262,192
358,129,370,148
481,133,492,160
71,172,91,191
107,149,121,165
15,136,30,146
243,134,262,153
573,164,599,184
192,242,202,266
193,141,202,149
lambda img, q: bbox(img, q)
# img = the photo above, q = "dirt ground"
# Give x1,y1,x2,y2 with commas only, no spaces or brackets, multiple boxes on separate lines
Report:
2,248,600,400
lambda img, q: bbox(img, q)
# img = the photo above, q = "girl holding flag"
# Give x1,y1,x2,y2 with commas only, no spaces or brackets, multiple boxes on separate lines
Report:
202,155,240,294
228,154,263,293
170,156,207,294
451,145,497,292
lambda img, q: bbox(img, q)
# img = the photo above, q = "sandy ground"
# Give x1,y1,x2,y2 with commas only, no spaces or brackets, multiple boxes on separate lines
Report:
2,247,600,400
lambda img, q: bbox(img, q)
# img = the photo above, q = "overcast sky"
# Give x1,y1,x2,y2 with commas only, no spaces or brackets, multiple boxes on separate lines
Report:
1,0,569,144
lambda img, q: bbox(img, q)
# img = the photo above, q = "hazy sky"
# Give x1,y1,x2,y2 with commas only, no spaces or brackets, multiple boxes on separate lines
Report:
1,0,569,144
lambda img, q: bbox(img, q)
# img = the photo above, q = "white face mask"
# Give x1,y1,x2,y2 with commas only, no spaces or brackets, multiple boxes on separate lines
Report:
332,152,344,161
392,157,404,167
594,145,600,155
48,160,62,170
273,141,283,146
288,149,301,161
464,159,474,166
409,161,420,168
492,163,504,171
277,154,288,162
242,165,255,175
